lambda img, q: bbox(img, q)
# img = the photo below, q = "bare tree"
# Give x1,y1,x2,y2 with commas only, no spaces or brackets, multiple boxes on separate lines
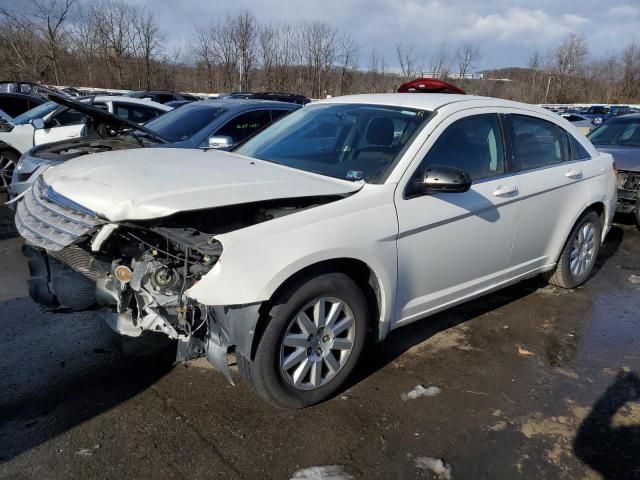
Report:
337,33,359,95
232,10,257,91
429,44,450,79
552,34,588,102
133,7,163,89
395,43,419,79
0,0,76,84
620,42,640,102
455,41,480,78
93,0,137,88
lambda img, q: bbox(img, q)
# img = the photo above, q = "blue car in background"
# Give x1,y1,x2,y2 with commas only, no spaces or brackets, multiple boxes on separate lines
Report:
9,98,300,198
583,105,634,127
588,114,640,225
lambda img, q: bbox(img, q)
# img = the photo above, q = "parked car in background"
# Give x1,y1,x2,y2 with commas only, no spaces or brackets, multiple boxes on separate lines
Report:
0,95,171,192
165,100,194,109
219,92,310,105
588,114,640,224
127,90,201,104
561,113,595,135
14,93,616,408
583,105,634,127
397,78,466,94
9,98,299,197
0,92,46,118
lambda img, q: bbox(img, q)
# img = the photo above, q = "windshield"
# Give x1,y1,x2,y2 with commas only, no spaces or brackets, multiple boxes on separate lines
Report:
235,103,431,183
13,101,59,125
586,106,610,115
144,104,225,142
588,119,640,146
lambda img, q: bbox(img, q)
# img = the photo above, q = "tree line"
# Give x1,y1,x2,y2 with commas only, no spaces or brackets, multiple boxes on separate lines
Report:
1,0,639,104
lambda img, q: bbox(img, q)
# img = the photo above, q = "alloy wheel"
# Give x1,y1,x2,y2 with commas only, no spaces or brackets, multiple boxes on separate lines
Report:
569,221,596,278
279,296,356,390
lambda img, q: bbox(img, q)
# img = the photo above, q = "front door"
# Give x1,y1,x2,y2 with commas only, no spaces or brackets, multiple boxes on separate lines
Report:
394,112,519,325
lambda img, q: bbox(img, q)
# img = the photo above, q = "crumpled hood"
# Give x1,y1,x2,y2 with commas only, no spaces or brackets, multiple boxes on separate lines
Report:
42,148,363,221
596,146,640,172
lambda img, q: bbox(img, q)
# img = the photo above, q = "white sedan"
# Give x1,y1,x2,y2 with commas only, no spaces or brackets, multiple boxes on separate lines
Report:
15,93,617,408
0,96,171,190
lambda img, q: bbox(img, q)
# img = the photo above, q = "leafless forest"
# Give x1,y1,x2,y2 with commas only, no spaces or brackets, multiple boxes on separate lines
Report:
1,0,640,103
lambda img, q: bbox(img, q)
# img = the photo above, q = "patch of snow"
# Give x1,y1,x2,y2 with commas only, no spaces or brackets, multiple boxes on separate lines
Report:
290,465,354,480
75,444,101,456
401,384,442,401
415,457,452,479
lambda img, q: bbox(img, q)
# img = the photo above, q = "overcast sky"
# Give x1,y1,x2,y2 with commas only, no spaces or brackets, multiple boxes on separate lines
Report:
139,0,638,70
8,0,640,71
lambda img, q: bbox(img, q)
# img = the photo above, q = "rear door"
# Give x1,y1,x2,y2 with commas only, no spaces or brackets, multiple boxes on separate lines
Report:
504,113,590,279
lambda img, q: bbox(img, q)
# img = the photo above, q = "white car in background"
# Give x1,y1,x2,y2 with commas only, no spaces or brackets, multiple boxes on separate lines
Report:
15,93,617,408
561,113,596,135
0,96,171,190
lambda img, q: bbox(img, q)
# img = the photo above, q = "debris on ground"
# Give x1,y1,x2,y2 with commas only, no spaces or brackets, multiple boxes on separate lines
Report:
517,345,536,357
401,385,442,401
75,444,101,456
414,456,452,479
290,465,355,480
628,274,640,285
553,367,579,380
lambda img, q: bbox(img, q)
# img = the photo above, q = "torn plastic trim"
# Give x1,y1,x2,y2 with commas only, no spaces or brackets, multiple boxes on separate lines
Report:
177,302,262,384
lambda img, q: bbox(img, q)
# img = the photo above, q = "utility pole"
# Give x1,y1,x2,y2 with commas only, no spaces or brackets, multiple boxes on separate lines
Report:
544,72,553,104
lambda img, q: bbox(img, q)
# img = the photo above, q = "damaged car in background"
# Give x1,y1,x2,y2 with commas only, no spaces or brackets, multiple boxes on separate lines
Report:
9,96,299,198
15,94,617,408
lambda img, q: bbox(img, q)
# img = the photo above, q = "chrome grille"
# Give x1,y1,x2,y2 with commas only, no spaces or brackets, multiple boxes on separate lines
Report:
15,178,104,251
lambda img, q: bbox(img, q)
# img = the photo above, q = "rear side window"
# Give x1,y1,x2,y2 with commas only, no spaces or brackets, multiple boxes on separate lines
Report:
270,109,291,122
419,113,505,181
115,104,161,124
570,135,591,160
511,115,567,171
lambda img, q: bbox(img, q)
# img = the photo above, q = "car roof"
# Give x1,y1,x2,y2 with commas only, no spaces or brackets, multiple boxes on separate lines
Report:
181,98,300,110
77,95,172,110
315,93,545,113
605,113,640,121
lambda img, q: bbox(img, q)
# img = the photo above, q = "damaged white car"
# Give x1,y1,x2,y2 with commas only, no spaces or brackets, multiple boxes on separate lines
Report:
15,94,617,408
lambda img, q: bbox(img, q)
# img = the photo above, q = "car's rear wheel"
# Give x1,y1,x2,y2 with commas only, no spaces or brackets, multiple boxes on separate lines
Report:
544,211,602,289
0,149,19,193
238,272,368,409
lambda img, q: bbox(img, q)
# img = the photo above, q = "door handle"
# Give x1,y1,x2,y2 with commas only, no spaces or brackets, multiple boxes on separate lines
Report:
492,185,518,197
565,168,583,179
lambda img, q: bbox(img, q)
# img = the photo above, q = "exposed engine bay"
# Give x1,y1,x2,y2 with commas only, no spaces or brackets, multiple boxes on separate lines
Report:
30,135,146,163
18,186,344,380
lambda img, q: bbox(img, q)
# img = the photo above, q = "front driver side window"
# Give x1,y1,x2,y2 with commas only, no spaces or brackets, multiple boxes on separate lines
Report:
417,114,506,181
215,110,272,144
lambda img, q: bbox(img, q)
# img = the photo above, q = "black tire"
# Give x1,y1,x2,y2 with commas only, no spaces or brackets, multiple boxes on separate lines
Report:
237,272,368,409
635,193,640,230
544,211,602,289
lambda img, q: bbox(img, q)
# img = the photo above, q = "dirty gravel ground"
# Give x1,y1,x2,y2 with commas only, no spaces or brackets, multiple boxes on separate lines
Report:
0,194,639,480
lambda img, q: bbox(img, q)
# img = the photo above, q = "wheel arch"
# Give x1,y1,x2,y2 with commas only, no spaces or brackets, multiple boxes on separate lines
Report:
551,202,605,266
249,257,386,360
0,141,21,157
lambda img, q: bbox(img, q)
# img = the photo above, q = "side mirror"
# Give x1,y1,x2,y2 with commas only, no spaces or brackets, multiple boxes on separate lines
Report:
408,164,472,197
30,118,45,130
207,135,234,150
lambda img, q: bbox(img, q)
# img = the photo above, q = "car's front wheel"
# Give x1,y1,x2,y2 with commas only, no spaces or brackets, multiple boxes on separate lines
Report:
545,210,602,289
0,149,19,193
238,272,368,409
